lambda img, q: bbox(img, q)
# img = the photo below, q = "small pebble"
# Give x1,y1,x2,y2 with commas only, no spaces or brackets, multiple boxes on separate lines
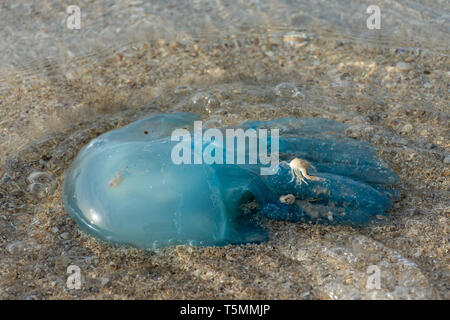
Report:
400,123,413,134
6,241,23,254
283,32,308,47
444,155,450,164
396,62,411,71
100,278,110,286
345,125,364,139
54,256,70,269
60,232,70,240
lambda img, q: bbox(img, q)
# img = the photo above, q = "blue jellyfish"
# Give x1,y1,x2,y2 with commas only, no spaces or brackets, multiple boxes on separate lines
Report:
62,113,398,249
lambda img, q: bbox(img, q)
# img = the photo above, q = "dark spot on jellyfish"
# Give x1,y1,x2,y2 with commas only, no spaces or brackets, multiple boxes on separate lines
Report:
144,131,148,135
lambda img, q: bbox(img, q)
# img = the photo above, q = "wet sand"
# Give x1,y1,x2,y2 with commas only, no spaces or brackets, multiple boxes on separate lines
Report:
0,27,448,299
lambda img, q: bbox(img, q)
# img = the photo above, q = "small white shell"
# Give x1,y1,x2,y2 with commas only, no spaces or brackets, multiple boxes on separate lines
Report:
280,194,296,205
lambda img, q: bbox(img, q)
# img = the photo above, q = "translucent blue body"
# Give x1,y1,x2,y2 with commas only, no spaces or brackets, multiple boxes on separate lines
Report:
62,113,398,249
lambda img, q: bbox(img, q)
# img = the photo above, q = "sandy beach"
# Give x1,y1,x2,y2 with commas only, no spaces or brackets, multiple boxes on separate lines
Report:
0,0,448,299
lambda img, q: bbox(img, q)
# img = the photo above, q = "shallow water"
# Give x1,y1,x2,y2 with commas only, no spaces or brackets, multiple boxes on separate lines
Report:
1,0,448,90
0,0,448,300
